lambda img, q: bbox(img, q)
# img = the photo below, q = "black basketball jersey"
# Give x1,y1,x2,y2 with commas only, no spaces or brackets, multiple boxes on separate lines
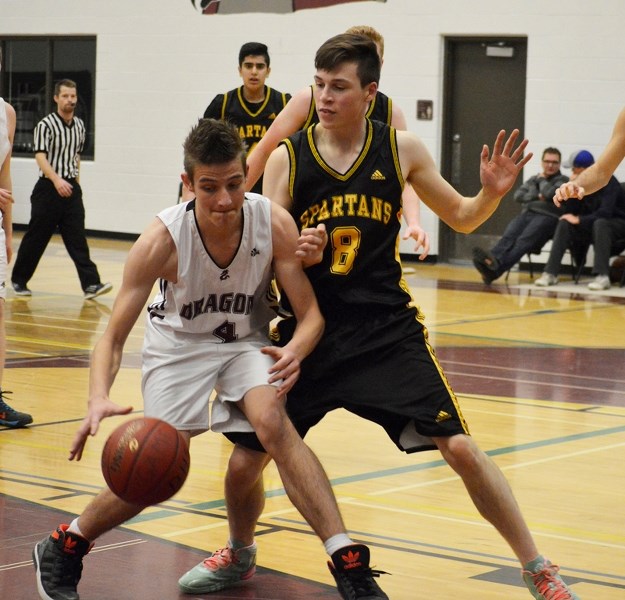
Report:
301,87,393,129
204,85,291,193
281,119,412,317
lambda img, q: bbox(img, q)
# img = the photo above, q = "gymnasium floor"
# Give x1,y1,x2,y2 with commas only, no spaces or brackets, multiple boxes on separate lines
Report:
1,235,624,599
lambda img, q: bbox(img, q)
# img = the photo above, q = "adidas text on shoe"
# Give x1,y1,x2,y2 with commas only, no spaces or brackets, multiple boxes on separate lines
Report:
84,282,112,300
535,273,558,287
328,544,389,600
178,544,256,594
0,390,33,428
33,524,92,600
12,281,32,296
522,556,580,600
588,274,610,291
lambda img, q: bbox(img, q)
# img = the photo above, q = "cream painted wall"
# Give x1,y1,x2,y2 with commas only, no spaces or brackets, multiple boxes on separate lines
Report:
2,0,625,257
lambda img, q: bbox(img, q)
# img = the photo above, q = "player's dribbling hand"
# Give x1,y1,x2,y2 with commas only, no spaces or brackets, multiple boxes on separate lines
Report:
553,181,585,207
403,224,430,260
261,345,301,398
296,223,327,266
69,397,133,461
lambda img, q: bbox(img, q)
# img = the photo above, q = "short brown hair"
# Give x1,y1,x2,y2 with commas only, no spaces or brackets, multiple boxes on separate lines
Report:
54,79,77,95
315,33,381,87
183,118,247,179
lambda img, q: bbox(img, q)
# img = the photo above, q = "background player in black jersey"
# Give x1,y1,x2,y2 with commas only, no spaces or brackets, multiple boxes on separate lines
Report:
203,41,291,195
205,34,582,600
244,25,430,259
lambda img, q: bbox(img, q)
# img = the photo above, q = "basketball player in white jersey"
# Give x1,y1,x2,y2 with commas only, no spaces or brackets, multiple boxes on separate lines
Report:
33,118,359,600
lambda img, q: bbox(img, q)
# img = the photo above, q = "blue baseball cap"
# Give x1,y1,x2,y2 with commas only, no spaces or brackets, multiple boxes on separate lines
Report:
563,150,595,169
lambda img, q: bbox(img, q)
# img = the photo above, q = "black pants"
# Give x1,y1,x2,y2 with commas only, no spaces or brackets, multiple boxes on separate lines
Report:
592,217,625,276
12,178,101,290
544,219,591,276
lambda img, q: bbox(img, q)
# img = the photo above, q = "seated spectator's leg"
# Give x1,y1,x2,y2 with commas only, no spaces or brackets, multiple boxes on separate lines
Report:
592,218,625,276
543,219,574,277
473,213,533,283
490,212,529,260
493,213,556,275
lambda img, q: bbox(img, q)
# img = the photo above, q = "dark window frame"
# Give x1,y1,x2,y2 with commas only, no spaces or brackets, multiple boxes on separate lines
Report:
0,36,96,159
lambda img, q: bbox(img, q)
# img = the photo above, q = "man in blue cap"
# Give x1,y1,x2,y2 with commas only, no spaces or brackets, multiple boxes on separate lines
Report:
535,149,625,288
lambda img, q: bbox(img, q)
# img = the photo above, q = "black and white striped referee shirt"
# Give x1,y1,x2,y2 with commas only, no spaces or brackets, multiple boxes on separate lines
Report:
33,112,86,179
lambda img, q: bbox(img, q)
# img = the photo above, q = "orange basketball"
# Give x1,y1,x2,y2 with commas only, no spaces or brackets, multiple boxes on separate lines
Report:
101,417,190,505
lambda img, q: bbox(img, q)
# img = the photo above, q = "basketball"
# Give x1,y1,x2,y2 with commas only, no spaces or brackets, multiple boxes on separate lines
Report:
101,417,190,505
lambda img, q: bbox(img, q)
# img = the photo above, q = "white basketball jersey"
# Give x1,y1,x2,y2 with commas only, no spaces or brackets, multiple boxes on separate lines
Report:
146,194,278,342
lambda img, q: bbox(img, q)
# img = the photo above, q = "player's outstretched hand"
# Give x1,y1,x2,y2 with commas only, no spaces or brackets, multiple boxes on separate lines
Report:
480,129,532,199
402,224,430,260
69,398,133,461
553,181,585,207
296,223,327,266
261,345,301,398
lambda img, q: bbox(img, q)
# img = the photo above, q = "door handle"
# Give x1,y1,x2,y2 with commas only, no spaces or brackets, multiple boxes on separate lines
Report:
451,133,461,187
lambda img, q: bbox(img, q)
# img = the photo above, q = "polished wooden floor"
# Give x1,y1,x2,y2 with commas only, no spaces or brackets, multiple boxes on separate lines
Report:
1,234,624,599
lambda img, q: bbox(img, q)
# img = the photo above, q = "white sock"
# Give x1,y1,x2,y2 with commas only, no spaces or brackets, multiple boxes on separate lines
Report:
67,518,85,539
324,533,354,556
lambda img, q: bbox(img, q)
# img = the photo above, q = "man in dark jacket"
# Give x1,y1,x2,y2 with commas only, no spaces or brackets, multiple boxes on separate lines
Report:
472,146,570,283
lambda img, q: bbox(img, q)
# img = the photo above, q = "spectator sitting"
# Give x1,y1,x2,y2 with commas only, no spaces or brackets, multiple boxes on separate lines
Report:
472,147,570,284
535,150,625,289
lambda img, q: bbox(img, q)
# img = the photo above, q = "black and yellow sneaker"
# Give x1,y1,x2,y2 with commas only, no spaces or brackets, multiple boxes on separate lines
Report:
0,390,32,428
328,544,389,600
33,524,92,600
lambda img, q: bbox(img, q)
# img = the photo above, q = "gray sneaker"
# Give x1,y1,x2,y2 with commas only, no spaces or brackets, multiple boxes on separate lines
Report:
535,272,558,287
83,282,112,300
178,544,256,594
587,274,610,291
12,282,32,296
522,556,580,600
33,524,92,600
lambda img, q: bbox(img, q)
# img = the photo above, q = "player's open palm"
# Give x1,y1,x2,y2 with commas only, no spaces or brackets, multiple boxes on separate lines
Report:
480,129,532,198
70,397,133,461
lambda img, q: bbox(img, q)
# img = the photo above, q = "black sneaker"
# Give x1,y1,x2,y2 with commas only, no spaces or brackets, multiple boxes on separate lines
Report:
12,281,32,296
83,282,112,300
328,544,389,600
33,524,92,600
0,390,33,428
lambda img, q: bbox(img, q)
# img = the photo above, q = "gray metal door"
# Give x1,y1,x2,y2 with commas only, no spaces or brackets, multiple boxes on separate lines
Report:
440,37,528,263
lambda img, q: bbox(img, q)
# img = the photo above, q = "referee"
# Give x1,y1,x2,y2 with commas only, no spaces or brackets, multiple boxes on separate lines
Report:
11,79,111,300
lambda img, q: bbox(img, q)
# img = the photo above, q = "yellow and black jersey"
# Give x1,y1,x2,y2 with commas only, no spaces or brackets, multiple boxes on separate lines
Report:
204,85,291,193
281,118,412,316
301,87,393,129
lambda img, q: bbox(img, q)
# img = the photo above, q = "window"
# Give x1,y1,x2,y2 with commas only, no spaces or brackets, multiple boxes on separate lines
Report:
0,36,96,159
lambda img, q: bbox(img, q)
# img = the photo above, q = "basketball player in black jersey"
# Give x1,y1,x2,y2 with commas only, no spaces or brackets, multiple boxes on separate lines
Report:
208,34,582,600
203,41,291,194
244,25,430,259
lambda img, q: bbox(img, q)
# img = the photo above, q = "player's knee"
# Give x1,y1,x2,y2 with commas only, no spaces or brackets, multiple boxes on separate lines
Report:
252,407,293,453
437,434,482,473
227,445,269,483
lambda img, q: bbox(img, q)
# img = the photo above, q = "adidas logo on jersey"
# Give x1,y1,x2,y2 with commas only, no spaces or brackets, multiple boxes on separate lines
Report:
370,170,386,180
435,410,452,423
